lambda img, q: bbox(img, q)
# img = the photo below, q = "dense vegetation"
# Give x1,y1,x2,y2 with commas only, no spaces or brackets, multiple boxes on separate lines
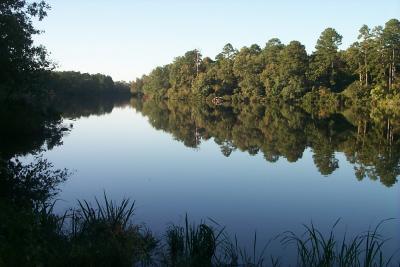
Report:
131,19,400,117
0,0,52,103
48,71,130,98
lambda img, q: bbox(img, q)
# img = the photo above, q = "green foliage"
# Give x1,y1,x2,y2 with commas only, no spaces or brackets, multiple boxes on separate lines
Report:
68,194,157,266
134,19,400,111
232,44,265,98
371,85,386,101
48,71,130,97
308,28,344,90
344,19,400,98
192,44,237,97
168,50,202,99
130,76,144,95
302,87,340,118
262,40,309,101
0,0,52,98
142,66,170,97
215,43,238,61
342,81,371,107
163,215,221,267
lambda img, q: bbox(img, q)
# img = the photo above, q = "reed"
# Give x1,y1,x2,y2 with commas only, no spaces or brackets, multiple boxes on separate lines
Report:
1,189,397,266
67,192,157,266
281,218,396,267
163,214,225,267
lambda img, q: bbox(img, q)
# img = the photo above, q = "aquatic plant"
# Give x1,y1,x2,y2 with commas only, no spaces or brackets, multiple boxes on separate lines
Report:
67,192,158,266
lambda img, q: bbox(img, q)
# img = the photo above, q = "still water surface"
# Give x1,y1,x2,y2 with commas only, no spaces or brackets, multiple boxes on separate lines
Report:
37,104,399,258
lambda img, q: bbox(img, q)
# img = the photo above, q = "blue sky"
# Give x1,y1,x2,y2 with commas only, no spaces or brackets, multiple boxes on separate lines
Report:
34,0,400,81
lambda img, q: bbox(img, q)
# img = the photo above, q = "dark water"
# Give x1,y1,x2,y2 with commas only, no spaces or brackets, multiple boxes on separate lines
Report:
15,98,400,259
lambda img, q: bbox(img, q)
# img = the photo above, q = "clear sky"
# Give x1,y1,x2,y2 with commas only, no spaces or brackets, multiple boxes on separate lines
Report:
33,0,400,82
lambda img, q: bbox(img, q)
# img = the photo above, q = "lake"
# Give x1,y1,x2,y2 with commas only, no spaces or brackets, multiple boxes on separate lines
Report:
24,98,400,260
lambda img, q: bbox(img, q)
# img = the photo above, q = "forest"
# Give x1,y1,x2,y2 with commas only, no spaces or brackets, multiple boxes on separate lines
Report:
48,71,130,98
131,19,400,119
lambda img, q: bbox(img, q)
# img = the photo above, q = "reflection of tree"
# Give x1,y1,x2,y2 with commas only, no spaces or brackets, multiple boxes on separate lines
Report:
307,122,340,176
0,92,130,265
343,135,399,187
0,94,130,160
313,150,339,176
0,103,65,159
134,98,400,187
340,108,400,187
53,92,130,120
215,139,236,157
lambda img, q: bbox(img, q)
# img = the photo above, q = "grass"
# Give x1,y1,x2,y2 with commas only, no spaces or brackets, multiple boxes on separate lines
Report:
66,192,158,267
3,158,397,266
1,192,398,266
162,214,225,267
281,218,397,267
218,231,279,267
160,215,397,267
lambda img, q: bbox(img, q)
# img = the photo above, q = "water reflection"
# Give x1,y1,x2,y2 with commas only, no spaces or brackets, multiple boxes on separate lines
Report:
0,103,65,159
131,98,400,187
0,92,133,266
0,95,130,160
2,95,397,265
2,95,397,188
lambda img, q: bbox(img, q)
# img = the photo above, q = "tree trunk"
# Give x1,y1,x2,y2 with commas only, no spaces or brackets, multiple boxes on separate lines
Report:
392,48,395,88
364,53,368,86
387,118,390,141
363,121,367,136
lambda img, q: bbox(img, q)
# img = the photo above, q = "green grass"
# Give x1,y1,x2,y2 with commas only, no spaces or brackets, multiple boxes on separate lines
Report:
281,219,397,267
3,158,397,266
162,214,226,267
162,216,398,267
1,191,398,266
66,192,158,267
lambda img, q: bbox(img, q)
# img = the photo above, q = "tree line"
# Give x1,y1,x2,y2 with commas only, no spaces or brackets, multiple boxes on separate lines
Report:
48,71,130,98
131,19,400,113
